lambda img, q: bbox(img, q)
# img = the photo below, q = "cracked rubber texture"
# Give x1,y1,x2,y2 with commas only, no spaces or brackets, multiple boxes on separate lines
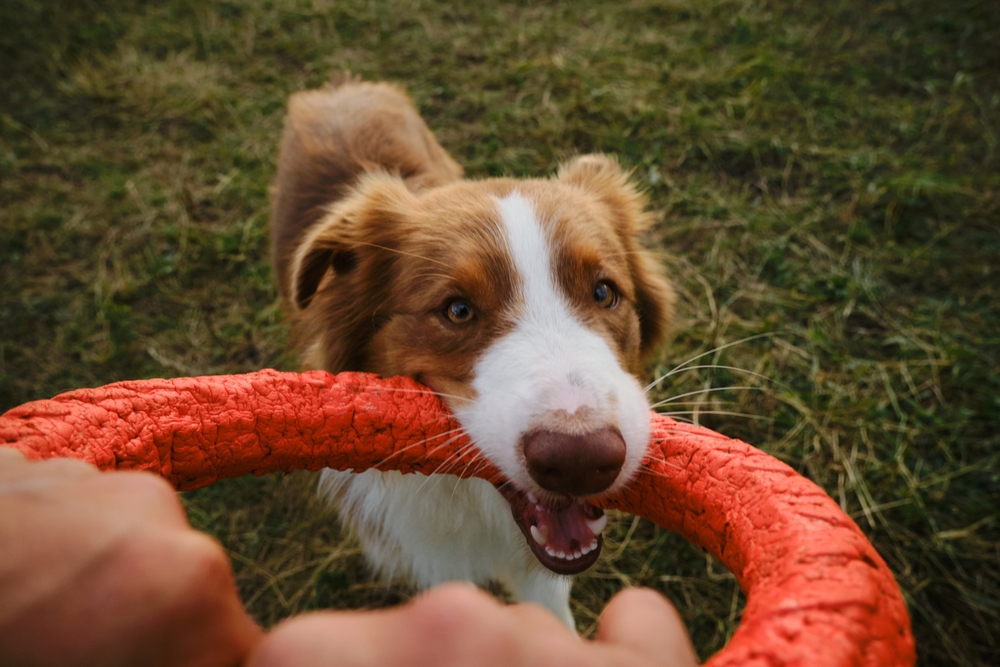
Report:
0,369,915,667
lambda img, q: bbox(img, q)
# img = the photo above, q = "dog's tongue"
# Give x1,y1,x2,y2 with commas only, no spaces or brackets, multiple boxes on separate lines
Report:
500,487,607,575
526,497,607,556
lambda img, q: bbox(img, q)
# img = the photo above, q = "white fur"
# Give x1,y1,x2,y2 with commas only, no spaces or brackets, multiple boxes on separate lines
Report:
321,190,651,628
454,192,651,493
319,470,573,618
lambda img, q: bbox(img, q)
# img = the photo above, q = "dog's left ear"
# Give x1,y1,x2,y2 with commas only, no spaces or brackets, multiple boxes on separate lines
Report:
289,174,414,311
558,154,675,358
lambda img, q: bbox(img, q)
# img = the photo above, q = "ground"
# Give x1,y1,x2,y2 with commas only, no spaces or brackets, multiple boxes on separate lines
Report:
1,0,998,664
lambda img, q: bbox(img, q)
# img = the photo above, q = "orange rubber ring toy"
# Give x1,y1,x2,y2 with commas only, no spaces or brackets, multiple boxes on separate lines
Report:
0,369,915,666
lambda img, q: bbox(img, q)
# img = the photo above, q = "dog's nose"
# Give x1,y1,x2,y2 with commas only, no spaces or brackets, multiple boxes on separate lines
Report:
523,427,626,496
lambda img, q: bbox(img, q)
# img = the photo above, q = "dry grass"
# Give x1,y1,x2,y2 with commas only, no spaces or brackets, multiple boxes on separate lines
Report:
2,0,998,664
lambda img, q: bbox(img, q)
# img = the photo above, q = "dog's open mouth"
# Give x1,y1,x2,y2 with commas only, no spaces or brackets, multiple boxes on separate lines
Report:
498,485,607,575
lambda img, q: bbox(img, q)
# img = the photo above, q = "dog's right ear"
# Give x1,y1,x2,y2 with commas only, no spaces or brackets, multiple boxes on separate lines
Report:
289,174,414,310
558,154,675,359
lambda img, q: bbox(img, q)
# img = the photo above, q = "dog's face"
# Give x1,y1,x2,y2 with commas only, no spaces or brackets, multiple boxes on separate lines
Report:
290,155,674,575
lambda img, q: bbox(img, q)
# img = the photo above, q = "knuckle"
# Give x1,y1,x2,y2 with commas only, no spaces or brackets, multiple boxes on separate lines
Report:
0,446,27,464
516,601,563,625
36,455,100,479
160,531,241,619
98,471,188,521
611,586,672,612
171,532,234,591
124,528,234,604
111,470,178,501
407,585,503,643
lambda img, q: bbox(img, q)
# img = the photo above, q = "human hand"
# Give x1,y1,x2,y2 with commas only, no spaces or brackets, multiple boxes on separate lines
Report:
248,582,698,667
0,448,261,667
0,446,697,667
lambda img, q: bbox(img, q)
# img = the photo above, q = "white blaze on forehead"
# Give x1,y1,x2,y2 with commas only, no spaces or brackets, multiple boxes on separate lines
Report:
452,190,651,494
494,192,560,321
495,191,596,413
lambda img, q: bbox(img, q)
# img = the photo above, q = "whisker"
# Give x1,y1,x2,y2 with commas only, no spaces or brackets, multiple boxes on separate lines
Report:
446,441,480,465
648,385,763,409
468,457,494,482
639,454,689,470
389,425,467,449
644,364,780,394
636,464,673,477
365,385,473,405
377,427,469,466
423,431,472,459
452,451,492,498
645,332,782,393
428,445,483,502
647,427,731,441
657,410,771,421
494,479,518,495
413,433,477,494
660,414,697,424
350,240,453,269
634,466,681,480
645,399,741,407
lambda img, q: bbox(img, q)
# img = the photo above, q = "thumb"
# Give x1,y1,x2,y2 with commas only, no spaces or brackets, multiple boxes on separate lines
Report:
596,587,698,666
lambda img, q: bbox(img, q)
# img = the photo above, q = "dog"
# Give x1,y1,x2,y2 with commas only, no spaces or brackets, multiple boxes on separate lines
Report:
269,79,674,626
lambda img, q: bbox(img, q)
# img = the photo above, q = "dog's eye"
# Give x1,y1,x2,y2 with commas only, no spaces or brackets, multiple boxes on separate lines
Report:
445,299,474,324
593,281,617,308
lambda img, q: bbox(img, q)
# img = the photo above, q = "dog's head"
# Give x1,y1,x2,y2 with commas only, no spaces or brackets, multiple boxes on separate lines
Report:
290,154,674,574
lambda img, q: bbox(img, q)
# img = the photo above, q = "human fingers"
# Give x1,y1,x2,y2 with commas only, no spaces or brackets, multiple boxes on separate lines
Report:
103,529,261,667
248,584,500,667
0,527,261,667
0,447,97,484
0,466,193,625
596,587,698,666
76,469,192,528
400,584,580,666
0,450,187,529
248,583,579,667
0,456,260,667
1,465,193,547
0,445,26,466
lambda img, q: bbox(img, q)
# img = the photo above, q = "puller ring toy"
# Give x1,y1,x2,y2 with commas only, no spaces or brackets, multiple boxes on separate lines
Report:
0,370,916,667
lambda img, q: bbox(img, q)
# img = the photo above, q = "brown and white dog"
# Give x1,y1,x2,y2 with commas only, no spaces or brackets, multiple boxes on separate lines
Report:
270,80,674,626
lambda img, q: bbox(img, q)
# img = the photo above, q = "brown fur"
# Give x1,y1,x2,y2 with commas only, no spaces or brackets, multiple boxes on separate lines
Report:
555,155,675,363
270,80,463,300
271,81,674,400
271,81,678,613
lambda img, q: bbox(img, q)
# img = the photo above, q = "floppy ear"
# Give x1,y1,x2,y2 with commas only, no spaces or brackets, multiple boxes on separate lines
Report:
559,154,675,358
558,154,647,229
270,80,463,302
629,246,675,359
289,173,414,311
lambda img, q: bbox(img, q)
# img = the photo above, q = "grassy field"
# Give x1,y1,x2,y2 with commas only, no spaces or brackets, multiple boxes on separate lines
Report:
2,0,998,663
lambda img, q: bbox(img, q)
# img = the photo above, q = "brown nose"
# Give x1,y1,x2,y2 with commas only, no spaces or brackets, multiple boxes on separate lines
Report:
522,427,626,496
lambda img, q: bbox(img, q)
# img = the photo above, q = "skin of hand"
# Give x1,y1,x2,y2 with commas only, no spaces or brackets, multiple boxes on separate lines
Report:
0,447,698,667
248,583,699,667
0,448,262,667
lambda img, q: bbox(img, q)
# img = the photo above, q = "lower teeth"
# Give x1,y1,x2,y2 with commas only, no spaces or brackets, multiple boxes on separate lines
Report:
541,538,600,561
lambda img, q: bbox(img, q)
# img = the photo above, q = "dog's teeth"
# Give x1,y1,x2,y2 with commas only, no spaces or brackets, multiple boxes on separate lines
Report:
580,544,590,555
527,492,538,505
585,514,608,535
556,550,566,559
545,546,556,557
530,524,549,545
573,550,582,559
588,538,598,550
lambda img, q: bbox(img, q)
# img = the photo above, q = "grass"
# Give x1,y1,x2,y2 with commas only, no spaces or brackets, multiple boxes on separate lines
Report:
2,0,998,663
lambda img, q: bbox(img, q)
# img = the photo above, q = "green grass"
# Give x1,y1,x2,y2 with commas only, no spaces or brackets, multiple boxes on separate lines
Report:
2,0,998,664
